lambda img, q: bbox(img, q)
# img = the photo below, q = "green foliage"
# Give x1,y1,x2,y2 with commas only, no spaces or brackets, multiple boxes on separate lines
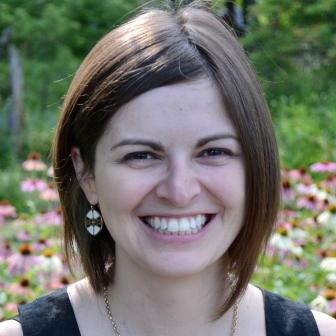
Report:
0,168,27,212
0,0,335,169
273,90,336,167
241,0,336,167
0,0,139,167
243,0,336,99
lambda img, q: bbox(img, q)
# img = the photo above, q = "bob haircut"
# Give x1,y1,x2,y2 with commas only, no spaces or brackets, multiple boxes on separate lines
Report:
53,3,280,317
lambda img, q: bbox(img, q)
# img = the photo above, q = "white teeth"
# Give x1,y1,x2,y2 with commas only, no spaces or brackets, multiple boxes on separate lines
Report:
196,215,203,228
168,219,179,233
179,218,190,231
144,215,210,235
154,217,161,229
190,217,197,229
161,218,168,230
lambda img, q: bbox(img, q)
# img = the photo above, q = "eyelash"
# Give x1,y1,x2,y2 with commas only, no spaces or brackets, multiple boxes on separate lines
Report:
199,148,235,158
121,148,235,162
121,151,160,162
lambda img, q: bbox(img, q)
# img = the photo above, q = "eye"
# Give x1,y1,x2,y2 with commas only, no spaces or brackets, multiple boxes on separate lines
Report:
122,151,160,162
119,151,161,168
199,148,235,158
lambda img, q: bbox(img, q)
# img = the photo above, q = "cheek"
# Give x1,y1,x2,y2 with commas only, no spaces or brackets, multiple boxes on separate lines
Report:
204,164,245,208
94,167,156,213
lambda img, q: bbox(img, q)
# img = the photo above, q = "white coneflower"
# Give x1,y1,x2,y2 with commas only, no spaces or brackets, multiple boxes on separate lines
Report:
269,233,303,257
39,250,63,275
310,295,328,313
317,204,336,232
320,257,336,273
326,273,336,284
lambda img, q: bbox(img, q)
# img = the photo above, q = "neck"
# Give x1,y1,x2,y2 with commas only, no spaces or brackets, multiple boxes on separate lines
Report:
106,250,234,336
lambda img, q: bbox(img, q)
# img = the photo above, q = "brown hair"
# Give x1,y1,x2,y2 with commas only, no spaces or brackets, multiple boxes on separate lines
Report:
53,3,280,316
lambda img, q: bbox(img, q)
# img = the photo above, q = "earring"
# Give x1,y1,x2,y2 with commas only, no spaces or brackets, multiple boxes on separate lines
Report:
85,204,104,236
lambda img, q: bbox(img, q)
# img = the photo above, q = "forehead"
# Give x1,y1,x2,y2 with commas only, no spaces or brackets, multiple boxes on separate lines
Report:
102,79,237,144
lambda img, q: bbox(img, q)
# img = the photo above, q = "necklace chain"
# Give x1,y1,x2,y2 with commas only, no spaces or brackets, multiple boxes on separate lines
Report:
103,286,238,336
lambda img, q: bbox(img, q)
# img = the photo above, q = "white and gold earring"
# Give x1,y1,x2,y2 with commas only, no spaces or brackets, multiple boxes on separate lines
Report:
85,204,104,236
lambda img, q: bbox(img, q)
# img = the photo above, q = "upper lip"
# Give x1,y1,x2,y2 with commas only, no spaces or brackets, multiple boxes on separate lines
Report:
138,213,216,218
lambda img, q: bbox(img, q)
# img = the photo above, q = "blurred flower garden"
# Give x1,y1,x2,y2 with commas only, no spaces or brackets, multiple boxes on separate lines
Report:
0,153,336,320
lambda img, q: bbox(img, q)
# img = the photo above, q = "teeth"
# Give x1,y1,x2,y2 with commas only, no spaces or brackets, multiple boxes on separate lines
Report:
168,219,179,233
144,215,209,235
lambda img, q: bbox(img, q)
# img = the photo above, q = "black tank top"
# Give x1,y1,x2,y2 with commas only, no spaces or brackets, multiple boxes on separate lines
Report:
12,286,320,335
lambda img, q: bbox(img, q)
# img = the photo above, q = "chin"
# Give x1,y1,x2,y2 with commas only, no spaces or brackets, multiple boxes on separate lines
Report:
140,254,224,280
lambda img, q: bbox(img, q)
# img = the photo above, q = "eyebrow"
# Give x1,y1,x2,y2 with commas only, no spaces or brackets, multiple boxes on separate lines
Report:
111,133,239,151
111,139,164,151
196,133,239,147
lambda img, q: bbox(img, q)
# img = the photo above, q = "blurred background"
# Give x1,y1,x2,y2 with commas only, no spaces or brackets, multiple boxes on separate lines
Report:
0,0,336,320
1,0,335,171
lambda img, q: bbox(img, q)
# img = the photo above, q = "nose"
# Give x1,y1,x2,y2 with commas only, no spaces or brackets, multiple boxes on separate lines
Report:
155,160,201,207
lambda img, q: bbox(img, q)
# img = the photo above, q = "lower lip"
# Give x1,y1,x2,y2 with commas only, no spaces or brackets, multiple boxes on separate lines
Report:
139,216,215,244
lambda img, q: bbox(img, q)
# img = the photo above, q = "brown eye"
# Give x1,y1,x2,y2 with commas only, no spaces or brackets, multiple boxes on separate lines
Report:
122,151,160,162
200,148,234,158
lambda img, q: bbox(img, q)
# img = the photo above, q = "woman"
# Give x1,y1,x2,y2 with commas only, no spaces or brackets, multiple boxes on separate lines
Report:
1,2,335,335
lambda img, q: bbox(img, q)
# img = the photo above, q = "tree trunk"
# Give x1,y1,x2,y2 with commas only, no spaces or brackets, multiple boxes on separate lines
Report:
9,44,24,157
0,27,12,58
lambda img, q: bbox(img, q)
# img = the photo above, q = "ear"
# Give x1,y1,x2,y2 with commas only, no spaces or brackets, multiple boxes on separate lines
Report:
71,146,98,204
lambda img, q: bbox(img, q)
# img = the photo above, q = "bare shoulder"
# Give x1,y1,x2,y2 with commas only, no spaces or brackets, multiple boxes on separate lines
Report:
237,284,266,335
311,310,336,336
0,320,23,336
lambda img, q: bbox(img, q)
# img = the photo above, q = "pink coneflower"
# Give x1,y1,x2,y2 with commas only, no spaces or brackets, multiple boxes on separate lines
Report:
16,230,32,242
0,200,17,219
296,179,315,194
297,194,322,211
21,178,48,192
285,167,312,183
22,152,47,171
323,174,336,189
7,244,39,276
34,207,62,226
276,221,292,234
310,161,336,173
0,240,12,261
32,238,53,252
283,257,309,269
279,209,298,220
40,182,59,202
281,180,295,204
9,278,33,297
48,275,71,290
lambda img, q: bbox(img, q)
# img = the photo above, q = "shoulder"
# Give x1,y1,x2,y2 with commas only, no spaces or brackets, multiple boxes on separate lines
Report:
259,286,321,335
311,310,336,336
0,320,23,336
6,286,80,336
18,286,70,319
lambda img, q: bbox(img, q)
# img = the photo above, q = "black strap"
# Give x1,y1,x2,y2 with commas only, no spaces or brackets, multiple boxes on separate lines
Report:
17,286,81,336
261,288,320,336
13,285,320,336
11,315,21,323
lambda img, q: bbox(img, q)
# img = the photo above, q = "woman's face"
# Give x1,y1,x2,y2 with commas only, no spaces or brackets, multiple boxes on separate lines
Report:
80,78,245,278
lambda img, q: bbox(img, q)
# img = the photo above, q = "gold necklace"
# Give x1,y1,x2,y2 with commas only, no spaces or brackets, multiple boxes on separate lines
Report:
103,286,238,336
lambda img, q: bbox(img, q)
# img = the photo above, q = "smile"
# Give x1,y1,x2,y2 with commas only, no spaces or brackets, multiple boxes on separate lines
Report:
140,214,214,235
